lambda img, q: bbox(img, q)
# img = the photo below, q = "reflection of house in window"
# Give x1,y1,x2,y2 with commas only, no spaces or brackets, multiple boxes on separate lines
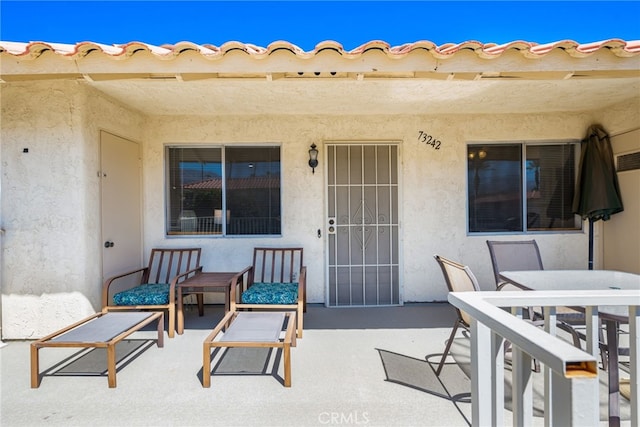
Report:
182,176,281,234
166,146,281,236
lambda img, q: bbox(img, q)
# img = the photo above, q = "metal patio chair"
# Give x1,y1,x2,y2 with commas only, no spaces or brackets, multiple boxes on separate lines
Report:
433,254,482,376
486,240,591,355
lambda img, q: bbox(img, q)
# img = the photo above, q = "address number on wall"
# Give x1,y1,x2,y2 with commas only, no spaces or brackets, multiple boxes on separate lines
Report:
418,131,441,149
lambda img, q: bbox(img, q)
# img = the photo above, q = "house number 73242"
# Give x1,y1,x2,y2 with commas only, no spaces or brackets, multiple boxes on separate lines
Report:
418,131,441,149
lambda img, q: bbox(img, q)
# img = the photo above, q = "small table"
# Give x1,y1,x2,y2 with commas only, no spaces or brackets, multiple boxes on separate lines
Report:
202,311,297,387
499,270,640,427
31,311,164,388
176,272,238,335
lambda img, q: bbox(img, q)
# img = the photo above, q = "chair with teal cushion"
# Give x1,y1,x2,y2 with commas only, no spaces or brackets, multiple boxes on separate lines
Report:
102,248,202,338
231,247,306,338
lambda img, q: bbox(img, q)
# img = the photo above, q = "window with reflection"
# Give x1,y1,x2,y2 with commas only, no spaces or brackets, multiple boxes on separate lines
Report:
166,146,281,236
467,142,581,233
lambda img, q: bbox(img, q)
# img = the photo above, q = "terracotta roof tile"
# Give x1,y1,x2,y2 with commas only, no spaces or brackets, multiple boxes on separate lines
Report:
1,38,636,115
1,39,639,60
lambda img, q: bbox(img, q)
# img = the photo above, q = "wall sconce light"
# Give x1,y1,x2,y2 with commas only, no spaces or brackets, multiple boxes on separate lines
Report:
308,143,319,174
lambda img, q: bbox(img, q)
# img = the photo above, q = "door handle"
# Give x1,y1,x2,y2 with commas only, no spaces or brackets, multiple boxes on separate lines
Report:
104,241,115,248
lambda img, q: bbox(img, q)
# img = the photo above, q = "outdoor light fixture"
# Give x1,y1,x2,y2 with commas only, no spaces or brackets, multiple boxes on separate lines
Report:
308,143,319,173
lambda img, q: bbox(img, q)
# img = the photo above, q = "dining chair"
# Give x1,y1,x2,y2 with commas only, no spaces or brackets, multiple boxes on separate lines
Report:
435,253,549,375
486,240,592,354
433,254,482,376
486,240,544,292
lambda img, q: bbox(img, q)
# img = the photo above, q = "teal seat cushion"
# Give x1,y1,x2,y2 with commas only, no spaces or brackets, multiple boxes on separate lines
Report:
241,282,299,305
113,283,170,306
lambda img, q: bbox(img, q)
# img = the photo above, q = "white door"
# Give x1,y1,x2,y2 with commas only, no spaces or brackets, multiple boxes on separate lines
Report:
326,143,400,306
100,131,142,283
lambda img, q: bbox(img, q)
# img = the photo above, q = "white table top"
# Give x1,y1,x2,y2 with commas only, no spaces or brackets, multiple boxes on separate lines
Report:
500,269,639,425
499,269,640,320
499,270,640,291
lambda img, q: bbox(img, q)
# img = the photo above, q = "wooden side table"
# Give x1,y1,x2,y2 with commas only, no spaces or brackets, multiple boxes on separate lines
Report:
176,272,238,335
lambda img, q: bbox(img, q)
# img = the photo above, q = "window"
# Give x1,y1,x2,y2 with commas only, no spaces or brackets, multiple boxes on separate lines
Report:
467,142,581,233
166,145,281,236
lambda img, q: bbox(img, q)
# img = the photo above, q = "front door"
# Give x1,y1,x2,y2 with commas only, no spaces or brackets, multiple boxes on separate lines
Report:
326,143,400,306
100,131,142,283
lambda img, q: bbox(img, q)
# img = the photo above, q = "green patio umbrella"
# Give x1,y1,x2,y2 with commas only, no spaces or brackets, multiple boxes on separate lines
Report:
572,124,624,270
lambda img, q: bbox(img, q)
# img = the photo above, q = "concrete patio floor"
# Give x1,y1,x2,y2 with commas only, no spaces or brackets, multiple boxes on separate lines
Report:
0,303,632,426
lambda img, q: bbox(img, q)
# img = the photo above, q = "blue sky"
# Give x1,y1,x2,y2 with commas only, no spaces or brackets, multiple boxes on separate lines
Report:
1,1,639,50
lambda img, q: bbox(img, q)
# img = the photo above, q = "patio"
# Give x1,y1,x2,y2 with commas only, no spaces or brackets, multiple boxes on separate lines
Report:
0,303,632,426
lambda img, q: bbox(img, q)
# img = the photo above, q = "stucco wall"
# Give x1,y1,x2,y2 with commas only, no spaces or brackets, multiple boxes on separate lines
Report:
604,128,640,273
599,100,640,274
1,80,638,338
1,81,144,338
141,104,637,304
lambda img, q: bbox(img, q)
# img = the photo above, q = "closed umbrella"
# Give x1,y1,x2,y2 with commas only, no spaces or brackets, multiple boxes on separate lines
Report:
572,124,624,269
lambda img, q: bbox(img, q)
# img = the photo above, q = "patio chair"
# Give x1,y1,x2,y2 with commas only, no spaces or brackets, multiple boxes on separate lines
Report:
102,248,202,338
434,254,542,375
433,254,482,376
486,240,545,292
486,240,588,352
230,247,306,338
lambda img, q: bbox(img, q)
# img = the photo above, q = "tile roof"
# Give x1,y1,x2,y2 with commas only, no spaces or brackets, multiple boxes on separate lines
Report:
1,39,639,59
2,39,638,116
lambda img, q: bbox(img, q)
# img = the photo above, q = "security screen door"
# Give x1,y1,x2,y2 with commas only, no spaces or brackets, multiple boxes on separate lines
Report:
326,143,400,306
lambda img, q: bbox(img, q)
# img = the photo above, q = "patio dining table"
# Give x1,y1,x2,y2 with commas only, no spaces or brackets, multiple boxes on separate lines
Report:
498,269,639,427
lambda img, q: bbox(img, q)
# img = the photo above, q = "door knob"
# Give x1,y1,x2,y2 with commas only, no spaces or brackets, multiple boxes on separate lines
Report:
104,241,114,248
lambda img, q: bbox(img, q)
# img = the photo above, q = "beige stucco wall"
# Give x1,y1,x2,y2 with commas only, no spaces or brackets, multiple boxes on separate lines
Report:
604,128,640,273
1,80,638,338
142,112,601,305
1,81,144,338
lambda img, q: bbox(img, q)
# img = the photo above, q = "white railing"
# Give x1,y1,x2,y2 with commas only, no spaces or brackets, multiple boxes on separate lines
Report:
449,290,638,427
177,216,280,235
